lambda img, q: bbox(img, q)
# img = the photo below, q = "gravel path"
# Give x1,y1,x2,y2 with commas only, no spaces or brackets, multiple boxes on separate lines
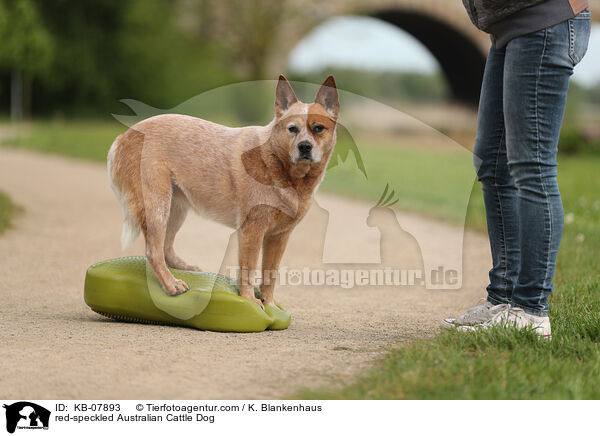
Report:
0,148,490,399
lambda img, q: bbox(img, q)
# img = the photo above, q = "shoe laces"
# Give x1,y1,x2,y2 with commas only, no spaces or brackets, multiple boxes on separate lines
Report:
465,298,489,313
484,306,523,327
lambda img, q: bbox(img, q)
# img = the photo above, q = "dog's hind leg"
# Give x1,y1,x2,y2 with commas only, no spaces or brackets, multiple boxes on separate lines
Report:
142,168,189,296
164,191,201,272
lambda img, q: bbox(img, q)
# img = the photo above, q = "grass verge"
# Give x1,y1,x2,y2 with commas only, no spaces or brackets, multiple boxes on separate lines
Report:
1,120,125,162
320,133,485,229
297,154,600,399
0,191,21,235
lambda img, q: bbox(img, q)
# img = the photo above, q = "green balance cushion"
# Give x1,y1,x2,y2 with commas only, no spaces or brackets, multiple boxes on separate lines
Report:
84,256,291,332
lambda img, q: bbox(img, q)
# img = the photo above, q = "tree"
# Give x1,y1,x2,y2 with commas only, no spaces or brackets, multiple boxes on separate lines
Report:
0,0,54,121
191,0,289,80
28,0,236,116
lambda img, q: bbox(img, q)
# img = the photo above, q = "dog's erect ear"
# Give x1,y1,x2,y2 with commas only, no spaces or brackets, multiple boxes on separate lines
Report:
275,75,298,117
314,75,339,120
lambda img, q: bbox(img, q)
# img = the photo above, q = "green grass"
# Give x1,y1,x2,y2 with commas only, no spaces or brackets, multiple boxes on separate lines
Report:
3,120,599,399
0,191,21,235
321,133,487,230
298,329,600,399
298,153,600,399
1,120,125,162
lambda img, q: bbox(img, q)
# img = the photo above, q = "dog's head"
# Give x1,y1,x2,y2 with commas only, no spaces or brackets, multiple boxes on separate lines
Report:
271,75,339,167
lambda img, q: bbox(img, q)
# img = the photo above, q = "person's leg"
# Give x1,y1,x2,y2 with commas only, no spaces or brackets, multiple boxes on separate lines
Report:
473,43,520,307
441,43,518,329
503,13,590,316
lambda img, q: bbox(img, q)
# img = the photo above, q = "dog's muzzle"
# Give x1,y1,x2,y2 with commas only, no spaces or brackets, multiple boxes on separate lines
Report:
297,141,313,161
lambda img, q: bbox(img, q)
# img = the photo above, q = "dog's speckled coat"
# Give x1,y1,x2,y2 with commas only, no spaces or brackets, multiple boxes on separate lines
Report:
108,76,339,307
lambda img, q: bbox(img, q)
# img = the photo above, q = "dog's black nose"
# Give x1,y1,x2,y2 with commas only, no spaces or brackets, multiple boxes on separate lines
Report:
298,141,312,155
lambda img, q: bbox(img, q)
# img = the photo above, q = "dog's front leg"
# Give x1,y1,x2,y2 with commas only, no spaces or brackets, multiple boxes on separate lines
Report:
237,222,265,308
260,230,292,307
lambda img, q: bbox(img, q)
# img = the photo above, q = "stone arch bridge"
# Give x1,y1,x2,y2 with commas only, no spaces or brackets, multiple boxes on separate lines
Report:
270,0,599,104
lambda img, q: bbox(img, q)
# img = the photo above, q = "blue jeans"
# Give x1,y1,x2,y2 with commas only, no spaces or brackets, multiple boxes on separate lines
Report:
473,12,590,316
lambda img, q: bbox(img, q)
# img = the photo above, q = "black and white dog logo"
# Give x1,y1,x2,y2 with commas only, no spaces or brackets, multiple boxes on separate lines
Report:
2,402,50,433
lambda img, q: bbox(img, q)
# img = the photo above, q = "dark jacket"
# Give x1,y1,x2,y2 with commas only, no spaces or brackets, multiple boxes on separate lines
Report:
462,0,547,30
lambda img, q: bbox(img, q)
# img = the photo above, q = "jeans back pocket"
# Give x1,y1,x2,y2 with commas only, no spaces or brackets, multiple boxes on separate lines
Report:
568,10,591,65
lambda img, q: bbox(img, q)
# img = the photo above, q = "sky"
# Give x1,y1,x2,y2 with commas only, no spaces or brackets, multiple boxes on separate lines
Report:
288,15,600,87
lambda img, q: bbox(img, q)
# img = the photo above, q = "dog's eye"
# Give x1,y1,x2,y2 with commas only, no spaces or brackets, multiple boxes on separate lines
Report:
288,125,299,134
312,124,325,134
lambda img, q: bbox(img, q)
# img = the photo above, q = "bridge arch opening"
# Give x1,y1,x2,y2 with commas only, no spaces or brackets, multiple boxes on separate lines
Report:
373,10,485,104
287,13,486,105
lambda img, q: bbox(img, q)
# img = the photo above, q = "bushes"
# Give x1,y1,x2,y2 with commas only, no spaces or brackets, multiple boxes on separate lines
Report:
558,124,600,155
0,0,238,118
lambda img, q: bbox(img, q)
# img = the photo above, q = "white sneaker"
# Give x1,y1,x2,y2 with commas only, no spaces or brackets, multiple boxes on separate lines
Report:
441,299,510,329
457,306,552,339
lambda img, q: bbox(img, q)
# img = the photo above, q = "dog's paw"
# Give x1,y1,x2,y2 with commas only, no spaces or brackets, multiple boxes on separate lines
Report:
242,295,264,309
166,258,202,272
251,297,265,309
166,279,189,296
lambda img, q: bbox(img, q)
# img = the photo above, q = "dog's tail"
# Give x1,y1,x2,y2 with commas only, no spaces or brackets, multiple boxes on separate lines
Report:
107,138,141,250
119,210,141,250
